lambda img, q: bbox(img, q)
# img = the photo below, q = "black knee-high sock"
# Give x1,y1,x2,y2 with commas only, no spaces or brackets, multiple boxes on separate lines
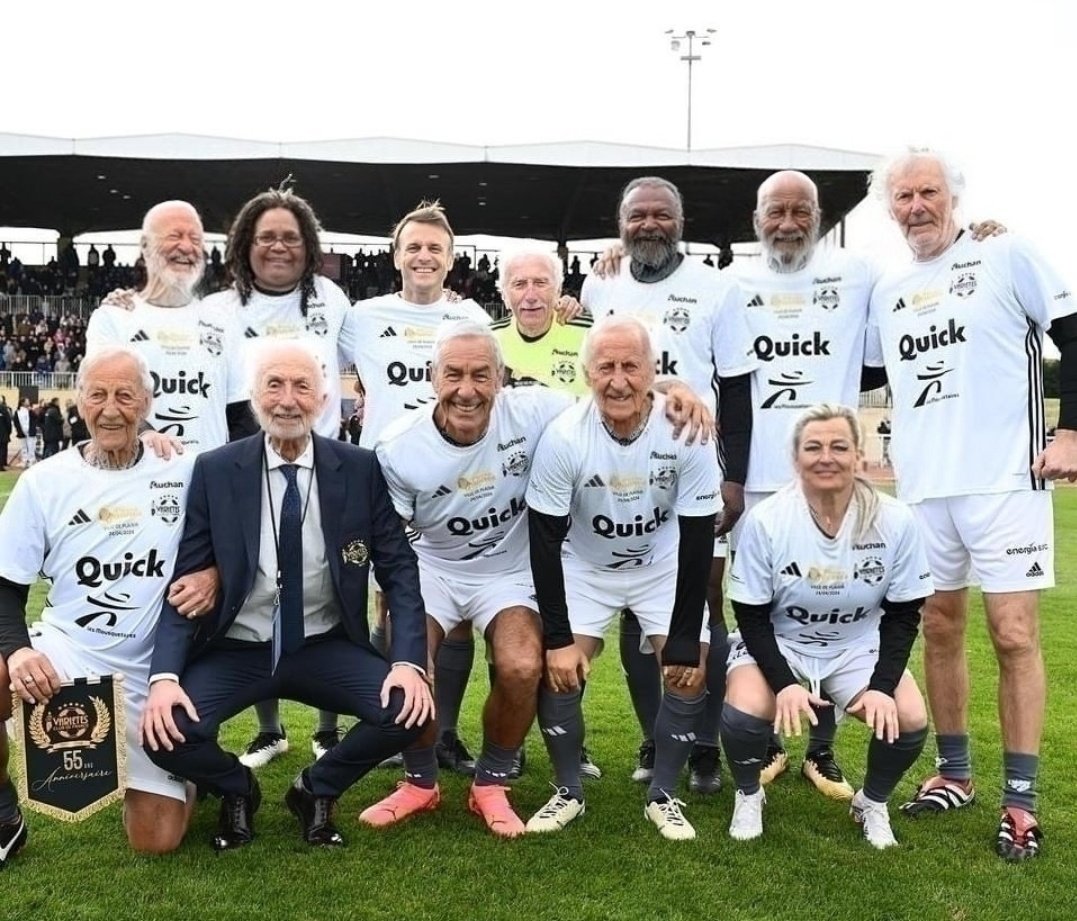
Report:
434,635,474,740
863,726,928,803
720,703,771,795
696,620,729,746
648,690,706,802
619,609,661,740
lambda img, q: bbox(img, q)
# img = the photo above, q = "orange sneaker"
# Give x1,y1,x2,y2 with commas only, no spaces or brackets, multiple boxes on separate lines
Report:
358,782,440,827
468,784,525,838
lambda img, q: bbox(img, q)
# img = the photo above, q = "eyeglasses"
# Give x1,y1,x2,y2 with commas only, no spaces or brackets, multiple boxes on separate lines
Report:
253,232,304,248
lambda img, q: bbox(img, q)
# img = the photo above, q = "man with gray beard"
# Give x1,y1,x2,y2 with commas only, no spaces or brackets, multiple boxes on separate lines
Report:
728,170,881,798
580,177,757,795
86,200,251,455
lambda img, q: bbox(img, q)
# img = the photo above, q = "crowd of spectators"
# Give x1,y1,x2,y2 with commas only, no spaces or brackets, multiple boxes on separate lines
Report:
1,241,593,310
0,312,87,376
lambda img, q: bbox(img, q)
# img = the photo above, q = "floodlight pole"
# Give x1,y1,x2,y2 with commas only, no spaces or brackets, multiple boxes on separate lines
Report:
667,28,714,152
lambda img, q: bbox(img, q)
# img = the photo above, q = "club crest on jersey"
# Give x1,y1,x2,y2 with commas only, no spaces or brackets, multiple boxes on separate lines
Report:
649,466,678,490
853,556,886,585
501,451,529,477
552,359,577,384
812,287,840,311
663,305,691,334
199,328,223,356
949,273,977,299
306,309,329,337
341,540,369,566
150,495,182,525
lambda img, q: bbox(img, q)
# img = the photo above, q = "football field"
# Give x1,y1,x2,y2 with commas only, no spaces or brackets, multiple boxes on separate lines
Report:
1,469,1075,921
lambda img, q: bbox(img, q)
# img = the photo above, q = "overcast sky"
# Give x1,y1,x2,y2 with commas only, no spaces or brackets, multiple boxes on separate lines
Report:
3,0,1073,270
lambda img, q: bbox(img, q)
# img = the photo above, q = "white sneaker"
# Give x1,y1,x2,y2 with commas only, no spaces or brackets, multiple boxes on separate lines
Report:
851,789,898,850
644,795,696,841
525,787,585,833
237,729,288,769
729,788,766,840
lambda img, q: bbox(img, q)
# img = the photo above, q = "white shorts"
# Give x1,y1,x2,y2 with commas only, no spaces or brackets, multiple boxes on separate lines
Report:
420,566,537,637
565,553,710,654
727,630,884,711
911,492,1054,592
29,623,187,803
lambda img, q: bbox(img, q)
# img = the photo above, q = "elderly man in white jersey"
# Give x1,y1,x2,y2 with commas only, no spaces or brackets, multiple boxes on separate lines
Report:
360,321,568,836
865,147,1077,861
731,170,882,799
86,201,250,453
581,177,756,795
0,346,196,863
526,315,720,840
339,201,494,776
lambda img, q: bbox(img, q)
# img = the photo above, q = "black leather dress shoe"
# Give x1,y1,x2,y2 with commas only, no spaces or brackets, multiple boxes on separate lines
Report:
213,773,261,852
285,776,344,847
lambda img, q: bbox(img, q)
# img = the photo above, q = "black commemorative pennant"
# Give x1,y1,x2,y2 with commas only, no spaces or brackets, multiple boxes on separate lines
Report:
13,674,127,822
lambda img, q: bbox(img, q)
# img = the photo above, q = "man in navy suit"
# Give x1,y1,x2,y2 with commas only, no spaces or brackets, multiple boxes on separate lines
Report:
141,339,432,850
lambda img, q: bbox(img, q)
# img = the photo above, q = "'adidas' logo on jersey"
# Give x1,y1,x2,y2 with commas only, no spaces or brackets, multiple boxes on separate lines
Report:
780,562,802,577
892,298,907,312
380,326,398,338
244,327,260,338
68,509,91,526
747,294,764,309
584,474,606,488
130,330,149,342
1026,562,1044,578
432,485,452,498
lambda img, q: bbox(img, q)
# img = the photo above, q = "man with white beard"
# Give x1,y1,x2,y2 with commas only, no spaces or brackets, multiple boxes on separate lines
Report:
86,201,250,453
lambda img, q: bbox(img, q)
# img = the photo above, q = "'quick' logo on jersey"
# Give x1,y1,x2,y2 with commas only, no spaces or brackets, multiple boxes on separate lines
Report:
387,361,432,386
151,370,211,398
898,319,967,361
592,507,670,539
75,549,167,587
446,496,527,536
785,605,869,625
754,332,830,362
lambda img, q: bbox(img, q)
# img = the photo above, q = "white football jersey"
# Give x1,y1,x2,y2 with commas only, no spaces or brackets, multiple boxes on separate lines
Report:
0,449,195,666
377,388,573,575
86,297,246,452
339,294,491,447
866,233,1075,502
581,259,758,415
526,393,721,569
728,483,932,657
204,276,351,438
733,249,877,491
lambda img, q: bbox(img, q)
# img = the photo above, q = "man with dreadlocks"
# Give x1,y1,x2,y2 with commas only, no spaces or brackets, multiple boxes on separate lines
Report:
200,184,355,768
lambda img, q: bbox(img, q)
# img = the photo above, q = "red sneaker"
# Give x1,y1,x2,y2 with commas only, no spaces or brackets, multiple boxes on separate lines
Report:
468,784,525,838
358,782,440,827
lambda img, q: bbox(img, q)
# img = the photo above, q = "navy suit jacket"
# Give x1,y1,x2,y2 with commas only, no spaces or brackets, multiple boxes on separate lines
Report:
149,433,426,676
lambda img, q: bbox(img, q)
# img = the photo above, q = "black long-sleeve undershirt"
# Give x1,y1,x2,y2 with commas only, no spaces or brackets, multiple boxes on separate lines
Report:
0,577,31,659
717,373,752,485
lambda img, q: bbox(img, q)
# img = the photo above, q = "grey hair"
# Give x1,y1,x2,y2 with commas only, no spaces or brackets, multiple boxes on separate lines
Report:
868,146,966,205
791,403,880,544
430,319,505,375
497,248,564,297
618,176,685,224
580,314,656,371
77,345,154,398
246,338,327,400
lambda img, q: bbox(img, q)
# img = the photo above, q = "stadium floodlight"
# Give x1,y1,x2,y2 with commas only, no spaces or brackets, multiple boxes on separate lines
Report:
666,28,716,151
